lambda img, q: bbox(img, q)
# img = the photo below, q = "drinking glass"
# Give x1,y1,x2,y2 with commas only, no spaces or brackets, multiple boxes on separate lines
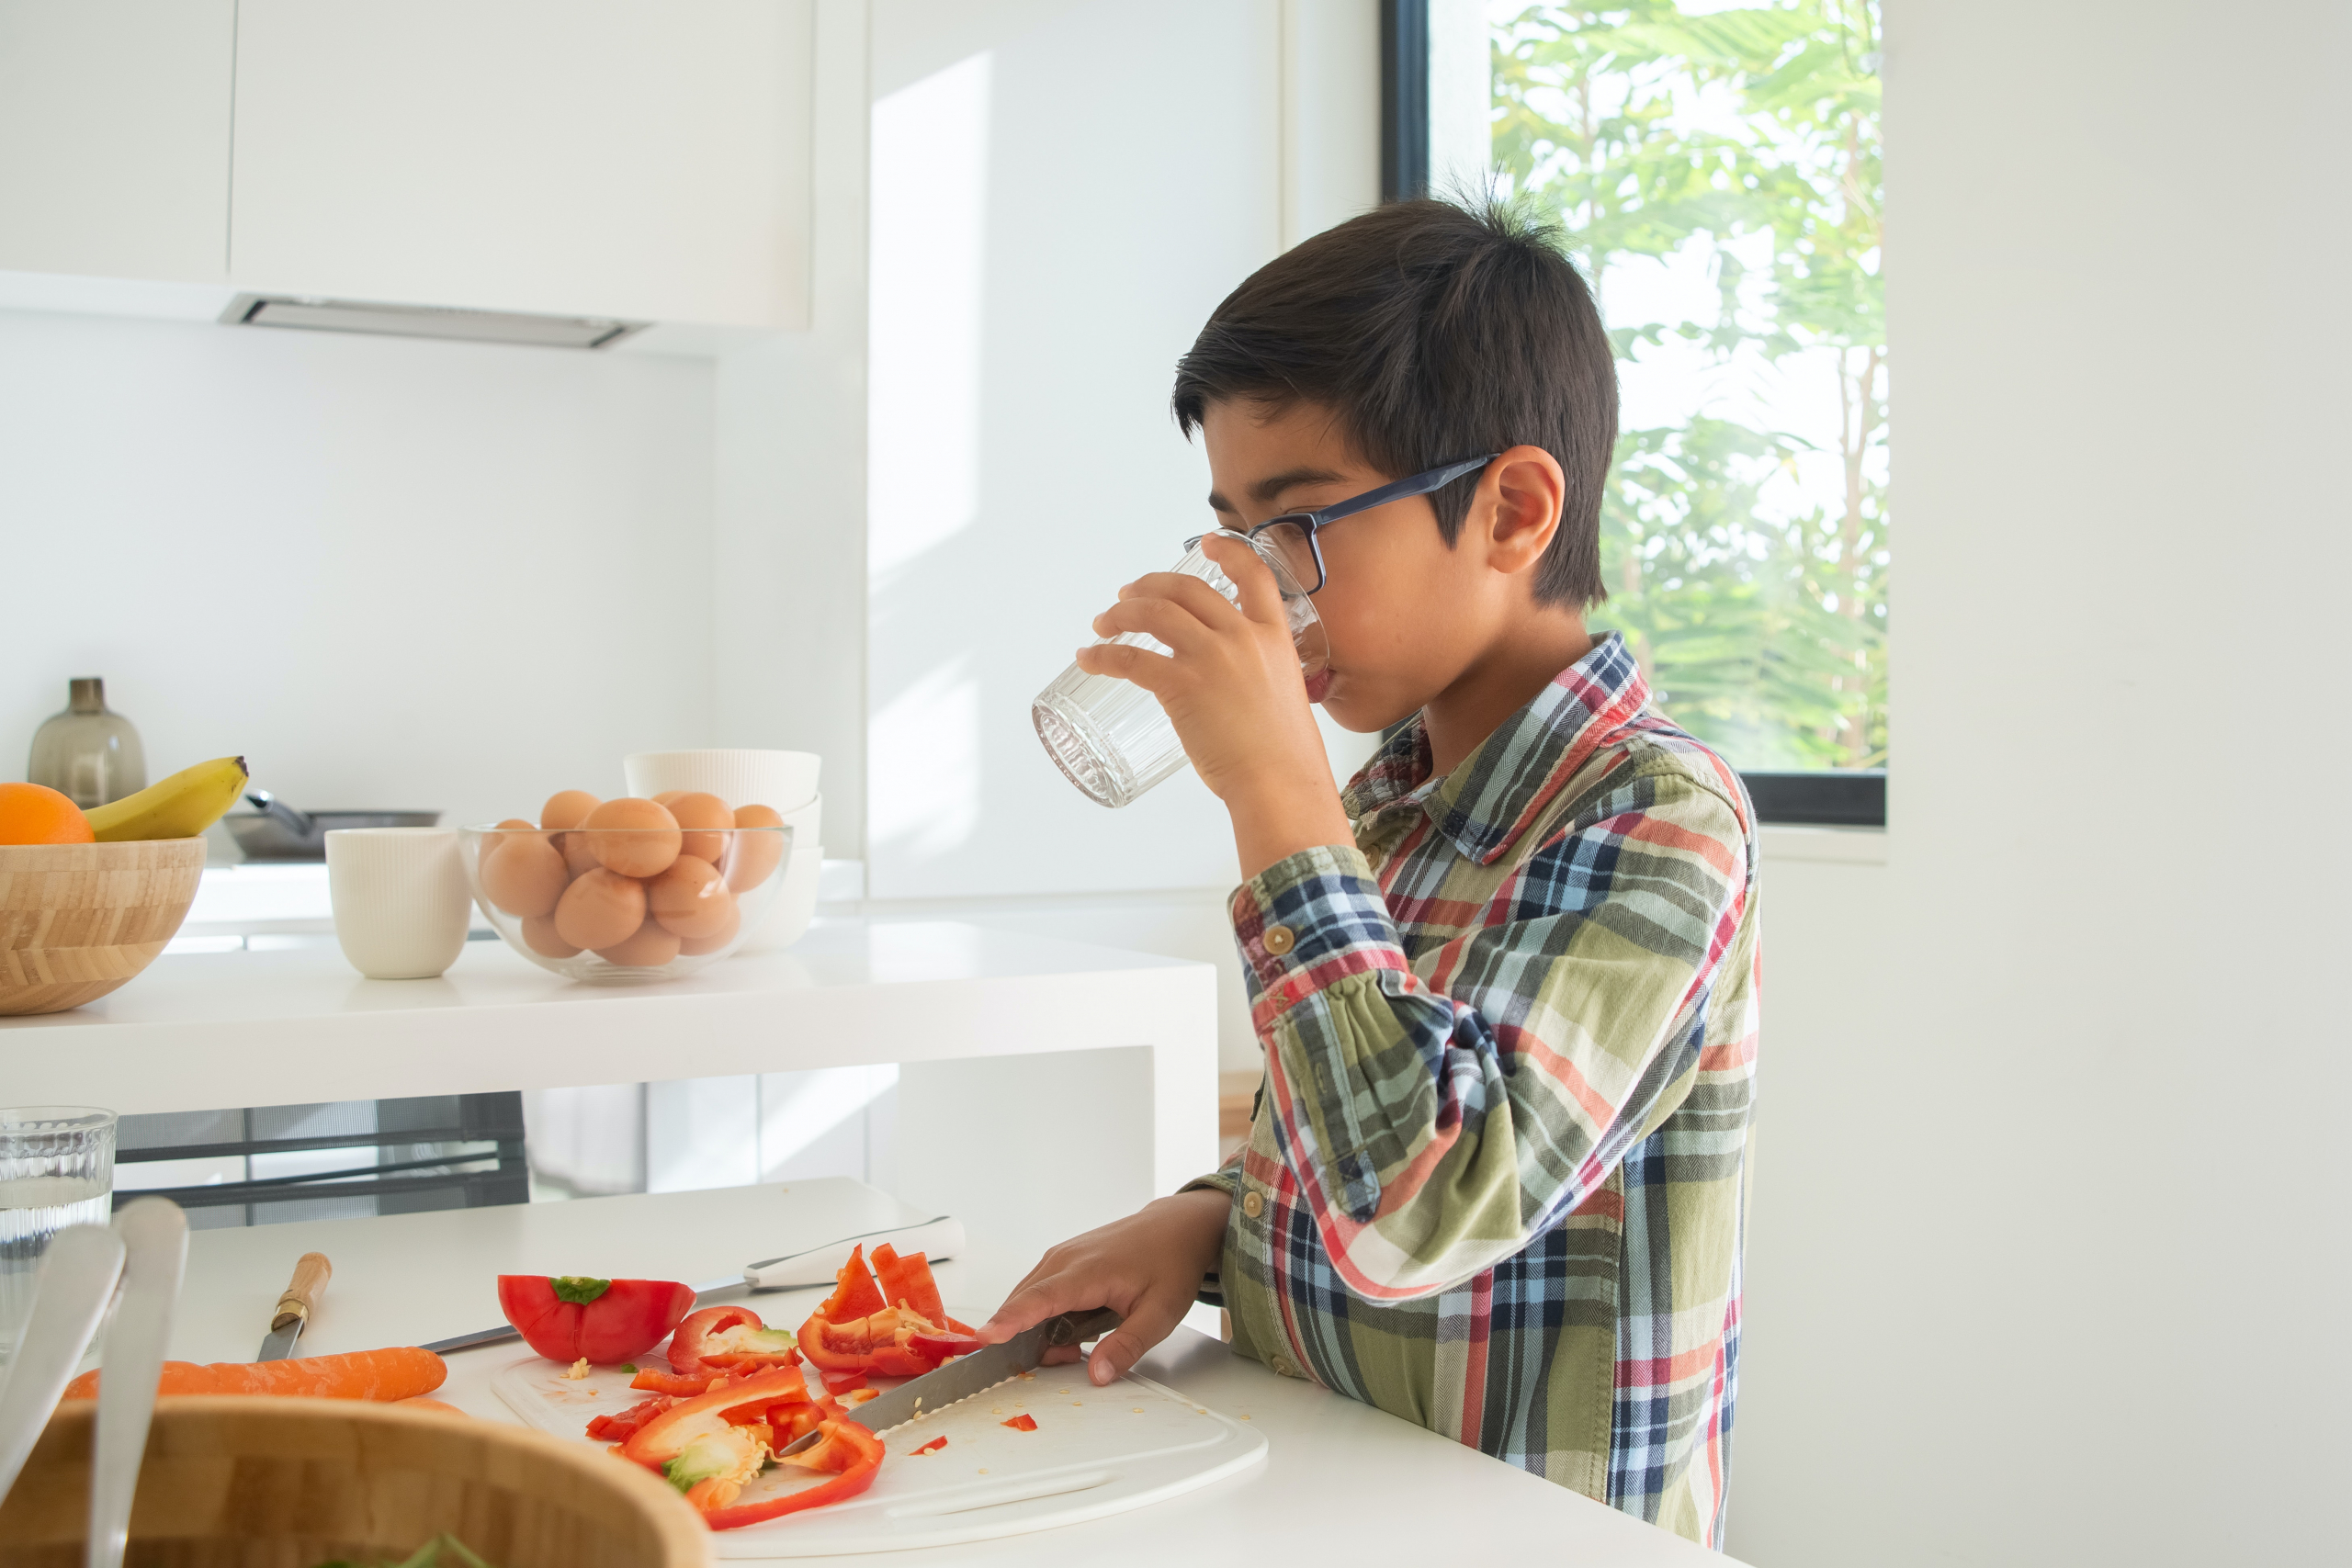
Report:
1033,530,1329,807
0,1105,116,1369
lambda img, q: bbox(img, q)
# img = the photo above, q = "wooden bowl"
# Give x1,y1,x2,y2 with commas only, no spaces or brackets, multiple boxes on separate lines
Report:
0,838,206,1016
0,1396,711,1568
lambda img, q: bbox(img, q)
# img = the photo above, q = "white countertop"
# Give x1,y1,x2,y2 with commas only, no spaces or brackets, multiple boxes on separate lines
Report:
6,918,1221,1287
161,1181,1734,1566
0,918,1209,1115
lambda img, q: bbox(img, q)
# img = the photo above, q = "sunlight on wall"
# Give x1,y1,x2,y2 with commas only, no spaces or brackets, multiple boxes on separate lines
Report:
868,51,990,578
869,653,982,859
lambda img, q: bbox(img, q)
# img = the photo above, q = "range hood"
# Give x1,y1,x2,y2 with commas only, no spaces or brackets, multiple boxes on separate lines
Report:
220,293,648,350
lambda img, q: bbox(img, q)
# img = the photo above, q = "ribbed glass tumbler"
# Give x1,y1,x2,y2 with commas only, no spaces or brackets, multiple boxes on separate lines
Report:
0,1105,116,1370
1033,531,1327,807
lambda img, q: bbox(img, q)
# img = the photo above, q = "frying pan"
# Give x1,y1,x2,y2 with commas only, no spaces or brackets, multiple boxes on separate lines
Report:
224,790,441,862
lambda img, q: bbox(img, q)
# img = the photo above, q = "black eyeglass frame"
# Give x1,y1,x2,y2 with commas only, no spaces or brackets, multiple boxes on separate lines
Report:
1244,454,1500,595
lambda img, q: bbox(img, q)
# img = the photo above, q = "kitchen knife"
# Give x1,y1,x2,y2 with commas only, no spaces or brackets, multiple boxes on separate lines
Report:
776,1306,1123,1457
255,1251,331,1361
420,1214,964,1356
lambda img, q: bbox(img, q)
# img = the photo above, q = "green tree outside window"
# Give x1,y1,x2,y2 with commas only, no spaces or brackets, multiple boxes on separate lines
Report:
1493,1,1886,770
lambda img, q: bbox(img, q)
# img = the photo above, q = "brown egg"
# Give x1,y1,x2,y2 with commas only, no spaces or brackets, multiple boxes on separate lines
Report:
552,867,647,951
521,914,582,958
666,792,733,866
478,818,536,876
480,832,568,918
677,905,742,956
541,790,602,830
647,855,736,939
727,803,787,891
651,790,687,807
584,797,681,878
595,919,681,967
555,829,601,877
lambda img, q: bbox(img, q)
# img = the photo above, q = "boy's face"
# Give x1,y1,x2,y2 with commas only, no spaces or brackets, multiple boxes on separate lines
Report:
1202,399,1518,735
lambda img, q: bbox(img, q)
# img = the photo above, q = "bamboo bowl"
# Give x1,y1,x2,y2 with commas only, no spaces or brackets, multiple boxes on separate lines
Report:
0,1397,710,1568
0,838,206,1016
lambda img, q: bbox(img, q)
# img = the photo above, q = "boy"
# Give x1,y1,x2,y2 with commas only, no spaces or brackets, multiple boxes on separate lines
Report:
978,198,1760,1548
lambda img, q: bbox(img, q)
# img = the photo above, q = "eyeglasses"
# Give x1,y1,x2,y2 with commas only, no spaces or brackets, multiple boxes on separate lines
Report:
1238,455,1499,595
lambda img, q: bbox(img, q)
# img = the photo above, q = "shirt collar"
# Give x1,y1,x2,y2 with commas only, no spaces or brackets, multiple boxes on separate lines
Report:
1341,631,1653,866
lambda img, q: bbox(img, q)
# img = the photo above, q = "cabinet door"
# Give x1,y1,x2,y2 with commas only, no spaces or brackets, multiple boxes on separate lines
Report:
0,0,233,281
229,0,812,328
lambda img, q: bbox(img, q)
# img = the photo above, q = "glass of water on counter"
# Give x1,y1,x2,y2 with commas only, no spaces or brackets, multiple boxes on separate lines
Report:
1,1105,116,1369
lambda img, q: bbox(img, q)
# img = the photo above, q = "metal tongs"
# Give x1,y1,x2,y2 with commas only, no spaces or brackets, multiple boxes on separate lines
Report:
0,1197,188,1568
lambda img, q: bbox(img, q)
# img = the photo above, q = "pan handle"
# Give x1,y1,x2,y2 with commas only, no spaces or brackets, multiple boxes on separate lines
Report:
245,789,315,839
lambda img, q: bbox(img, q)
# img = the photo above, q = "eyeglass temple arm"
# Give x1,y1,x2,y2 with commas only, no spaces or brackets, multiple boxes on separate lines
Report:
1303,455,1500,528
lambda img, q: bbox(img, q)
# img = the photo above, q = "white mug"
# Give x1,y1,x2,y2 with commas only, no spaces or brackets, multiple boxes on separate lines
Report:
621,750,822,953
326,828,471,980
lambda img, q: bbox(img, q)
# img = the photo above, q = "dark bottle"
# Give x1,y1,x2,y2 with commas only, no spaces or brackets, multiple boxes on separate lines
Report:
28,678,147,808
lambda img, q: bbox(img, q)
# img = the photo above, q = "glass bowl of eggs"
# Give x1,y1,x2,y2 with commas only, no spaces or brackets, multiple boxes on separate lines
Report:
461,790,793,983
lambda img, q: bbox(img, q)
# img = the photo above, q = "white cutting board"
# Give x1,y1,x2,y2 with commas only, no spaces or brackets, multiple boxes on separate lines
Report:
493,1347,1266,1556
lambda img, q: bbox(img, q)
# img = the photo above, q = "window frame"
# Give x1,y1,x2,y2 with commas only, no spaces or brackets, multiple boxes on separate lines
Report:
1377,3,1886,829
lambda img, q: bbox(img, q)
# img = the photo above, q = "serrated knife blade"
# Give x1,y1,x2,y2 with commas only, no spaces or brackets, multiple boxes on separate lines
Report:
779,1307,1123,1456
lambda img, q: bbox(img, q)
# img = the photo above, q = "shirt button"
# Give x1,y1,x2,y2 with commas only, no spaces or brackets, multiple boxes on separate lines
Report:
1262,924,1296,955
1241,1190,1265,1219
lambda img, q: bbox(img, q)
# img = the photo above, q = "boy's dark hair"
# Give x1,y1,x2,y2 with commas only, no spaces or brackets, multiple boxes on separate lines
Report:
1171,197,1615,607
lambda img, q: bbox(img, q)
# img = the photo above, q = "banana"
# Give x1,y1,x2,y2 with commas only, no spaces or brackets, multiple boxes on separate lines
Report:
86,756,250,842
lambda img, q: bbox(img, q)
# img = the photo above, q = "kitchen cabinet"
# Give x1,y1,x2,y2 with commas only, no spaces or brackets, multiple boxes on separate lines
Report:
0,0,234,281
228,0,815,328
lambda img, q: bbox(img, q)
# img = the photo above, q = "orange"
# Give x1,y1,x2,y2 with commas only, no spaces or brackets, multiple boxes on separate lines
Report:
0,782,96,846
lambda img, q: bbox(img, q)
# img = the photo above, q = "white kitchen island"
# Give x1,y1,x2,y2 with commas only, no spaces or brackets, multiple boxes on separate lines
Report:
0,919,1217,1270
153,1179,1736,1566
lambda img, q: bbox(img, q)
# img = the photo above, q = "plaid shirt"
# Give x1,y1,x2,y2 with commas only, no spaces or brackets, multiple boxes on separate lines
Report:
1189,632,1760,1547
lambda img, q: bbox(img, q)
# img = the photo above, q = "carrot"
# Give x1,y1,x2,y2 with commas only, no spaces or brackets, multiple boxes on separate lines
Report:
395,1396,468,1417
61,1346,446,1404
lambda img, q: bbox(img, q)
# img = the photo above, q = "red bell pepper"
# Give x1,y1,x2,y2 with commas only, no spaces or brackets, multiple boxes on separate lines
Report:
584,1393,678,1442
818,1244,888,1323
690,1416,888,1530
667,1304,802,1378
630,1367,725,1397
497,1274,696,1365
910,1436,947,1455
1001,1414,1038,1432
870,1243,947,1324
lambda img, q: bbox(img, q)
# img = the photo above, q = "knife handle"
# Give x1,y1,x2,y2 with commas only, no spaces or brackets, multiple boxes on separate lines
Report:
271,1252,332,1331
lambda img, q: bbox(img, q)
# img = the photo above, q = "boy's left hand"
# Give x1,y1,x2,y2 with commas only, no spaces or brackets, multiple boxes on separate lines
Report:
1079,533,1351,876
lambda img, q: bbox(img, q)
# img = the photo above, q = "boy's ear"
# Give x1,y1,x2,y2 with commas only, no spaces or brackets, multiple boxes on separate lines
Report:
1479,446,1568,576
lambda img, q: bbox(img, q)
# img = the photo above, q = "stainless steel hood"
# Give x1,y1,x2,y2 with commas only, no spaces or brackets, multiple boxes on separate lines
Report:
219,293,648,350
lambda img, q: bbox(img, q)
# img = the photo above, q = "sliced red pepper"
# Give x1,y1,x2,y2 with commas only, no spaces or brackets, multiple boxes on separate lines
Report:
668,1304,800,1379
496,1274,697,1365
584,1393,677,1441
866,1345,933,1379
819,1365,871,1395
869,1243,948,1325
907,1329,984,1362
619,1367,809,1472
910,1436,947,1455
630,1367,724,1397
696,1417,885,1530
1001,1414,1037,1432
818,1244,888,1323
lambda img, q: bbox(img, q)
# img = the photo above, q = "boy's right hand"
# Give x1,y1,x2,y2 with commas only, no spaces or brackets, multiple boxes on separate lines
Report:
977,1189,1232,1387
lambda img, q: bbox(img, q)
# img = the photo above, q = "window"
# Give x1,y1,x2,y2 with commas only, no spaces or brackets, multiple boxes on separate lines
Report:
1401,2,1888,823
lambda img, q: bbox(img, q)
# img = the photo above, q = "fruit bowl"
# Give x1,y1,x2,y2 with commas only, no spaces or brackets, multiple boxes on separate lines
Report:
462,818,791,985
0,839,207,1016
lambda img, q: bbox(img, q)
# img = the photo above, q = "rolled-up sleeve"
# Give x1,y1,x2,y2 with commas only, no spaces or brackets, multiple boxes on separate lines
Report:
1228,771,1747,1302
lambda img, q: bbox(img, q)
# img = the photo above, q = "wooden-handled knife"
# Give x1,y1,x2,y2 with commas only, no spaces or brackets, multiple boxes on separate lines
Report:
256,1252,331,1361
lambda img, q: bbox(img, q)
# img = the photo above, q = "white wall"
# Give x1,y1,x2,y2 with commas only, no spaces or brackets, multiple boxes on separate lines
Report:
1724,2,2352,1562
0,310,716,827
864,0,1283,903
